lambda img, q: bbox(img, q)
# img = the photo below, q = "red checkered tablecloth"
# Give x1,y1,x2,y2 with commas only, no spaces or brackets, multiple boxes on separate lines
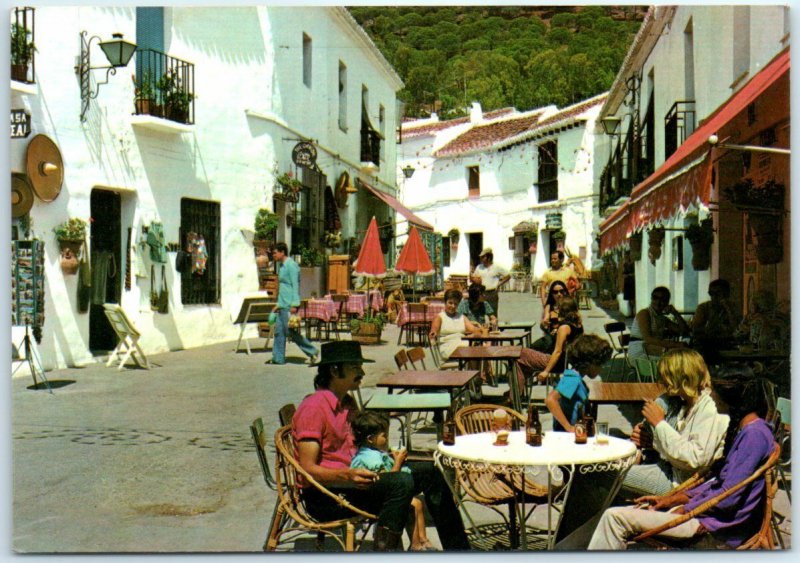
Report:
396,302,445,327
297,299,335,322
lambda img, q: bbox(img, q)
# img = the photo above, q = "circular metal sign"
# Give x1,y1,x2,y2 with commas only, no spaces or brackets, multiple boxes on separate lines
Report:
292,141,317,168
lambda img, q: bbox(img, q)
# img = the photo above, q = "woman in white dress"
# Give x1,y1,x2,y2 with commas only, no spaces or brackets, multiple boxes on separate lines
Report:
429,289,481,359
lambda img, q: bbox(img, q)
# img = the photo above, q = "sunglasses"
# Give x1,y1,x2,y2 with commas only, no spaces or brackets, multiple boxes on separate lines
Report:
552,289,566,295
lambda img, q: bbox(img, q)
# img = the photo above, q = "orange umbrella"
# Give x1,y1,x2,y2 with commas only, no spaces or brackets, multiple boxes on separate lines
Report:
354,216,386,278
395,225,433,301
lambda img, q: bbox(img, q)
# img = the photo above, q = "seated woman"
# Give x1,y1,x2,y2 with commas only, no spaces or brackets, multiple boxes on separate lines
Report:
589,373,776,550
457,283,497,328
429,288,481,359
691,279,741,362
384,288,405,324
517,297,584,387
629,286,690,360
620,349,729,498
533,280,569,352
735,289,789,352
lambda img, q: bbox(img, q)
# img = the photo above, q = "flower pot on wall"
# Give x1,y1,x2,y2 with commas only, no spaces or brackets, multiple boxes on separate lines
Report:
253,240,272,270
749,213,783,265
689,241,711,270
647,228,665,265
629,233,643,262
58,240,83,275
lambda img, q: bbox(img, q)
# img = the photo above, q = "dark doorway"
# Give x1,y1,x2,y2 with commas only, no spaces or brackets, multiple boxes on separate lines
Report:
467,232,483,272
89,189,122,352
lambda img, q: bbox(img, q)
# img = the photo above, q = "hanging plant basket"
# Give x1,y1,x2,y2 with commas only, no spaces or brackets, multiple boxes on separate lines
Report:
686,219,714,271
58,240,83,275
749,213,783,265
629,232,643,262
647,228,665,265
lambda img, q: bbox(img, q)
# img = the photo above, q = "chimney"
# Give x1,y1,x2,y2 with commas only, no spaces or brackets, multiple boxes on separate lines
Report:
470,102,483,124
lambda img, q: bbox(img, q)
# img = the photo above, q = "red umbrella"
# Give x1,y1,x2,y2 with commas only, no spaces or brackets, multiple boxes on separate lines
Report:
395,225,433,300
354,216,386,278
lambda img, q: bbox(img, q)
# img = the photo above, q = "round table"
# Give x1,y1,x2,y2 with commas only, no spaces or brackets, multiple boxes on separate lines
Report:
435,431,637,550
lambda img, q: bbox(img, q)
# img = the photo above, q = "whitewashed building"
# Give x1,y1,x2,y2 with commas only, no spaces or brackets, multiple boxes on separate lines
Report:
10,6,404,370
596,5,790,318
398,95,607,283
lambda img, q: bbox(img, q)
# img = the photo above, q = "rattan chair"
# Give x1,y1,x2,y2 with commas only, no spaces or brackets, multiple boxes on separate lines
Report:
265,425,377,551
630,443,781,550
278,403,297,427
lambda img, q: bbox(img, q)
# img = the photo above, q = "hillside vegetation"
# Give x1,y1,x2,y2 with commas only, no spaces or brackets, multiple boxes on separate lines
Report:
349,5,646,117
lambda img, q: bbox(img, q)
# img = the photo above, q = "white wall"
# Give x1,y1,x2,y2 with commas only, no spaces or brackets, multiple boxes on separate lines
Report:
10,6,401,369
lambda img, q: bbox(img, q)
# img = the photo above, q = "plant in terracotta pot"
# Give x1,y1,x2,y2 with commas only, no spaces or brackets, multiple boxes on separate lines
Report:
10,22,35,82
647,227,665,264
132,71,157,115
253,208,278,269
157,70,194,123
323,230,342,249
276,172,303,202
53,218,87,275
685,218,714,271
447,227,460,248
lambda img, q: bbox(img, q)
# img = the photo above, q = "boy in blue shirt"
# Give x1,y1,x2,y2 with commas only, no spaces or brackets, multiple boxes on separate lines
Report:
545,334,611,432
350,412,434,551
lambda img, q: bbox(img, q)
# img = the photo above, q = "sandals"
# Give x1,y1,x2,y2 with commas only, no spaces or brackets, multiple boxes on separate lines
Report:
410,540,437,551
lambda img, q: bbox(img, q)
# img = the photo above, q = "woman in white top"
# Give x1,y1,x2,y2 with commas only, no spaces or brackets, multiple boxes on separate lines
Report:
621,348,729,497
429,289,481,359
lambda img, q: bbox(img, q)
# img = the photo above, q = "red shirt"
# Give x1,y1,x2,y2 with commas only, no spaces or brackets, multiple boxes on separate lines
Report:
292,388,357,485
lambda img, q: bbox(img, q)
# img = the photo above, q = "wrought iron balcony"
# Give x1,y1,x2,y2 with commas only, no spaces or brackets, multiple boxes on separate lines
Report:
11,7,35,84
664,100,696,158
360,127,381,166
133,49,195,125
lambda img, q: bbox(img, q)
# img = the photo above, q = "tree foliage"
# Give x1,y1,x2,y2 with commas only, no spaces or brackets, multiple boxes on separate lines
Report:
349,5,646,117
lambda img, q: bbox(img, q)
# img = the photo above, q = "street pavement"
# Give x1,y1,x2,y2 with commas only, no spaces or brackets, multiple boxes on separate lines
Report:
10,291,792,553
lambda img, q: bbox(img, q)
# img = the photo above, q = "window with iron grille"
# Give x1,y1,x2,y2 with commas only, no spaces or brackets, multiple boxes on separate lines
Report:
291,166,326,252
537,141,558,202
180,198,220,305
468,166,480,198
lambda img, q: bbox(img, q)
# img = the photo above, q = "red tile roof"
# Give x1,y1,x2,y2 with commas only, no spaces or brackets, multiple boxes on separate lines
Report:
526,93,607,134
402,108,516,139
433,110,547,157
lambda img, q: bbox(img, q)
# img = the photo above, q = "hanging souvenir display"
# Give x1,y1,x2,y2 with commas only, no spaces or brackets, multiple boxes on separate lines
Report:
187,232,208,275
12,240,46,343
146,221,167,263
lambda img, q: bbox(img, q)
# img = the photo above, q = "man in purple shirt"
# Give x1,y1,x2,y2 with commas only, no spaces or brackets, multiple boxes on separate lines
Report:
293,341,470,551
588,375,775,550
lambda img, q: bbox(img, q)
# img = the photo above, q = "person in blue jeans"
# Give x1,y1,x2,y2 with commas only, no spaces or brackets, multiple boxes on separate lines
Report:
545,334,612,432
270,242,318,365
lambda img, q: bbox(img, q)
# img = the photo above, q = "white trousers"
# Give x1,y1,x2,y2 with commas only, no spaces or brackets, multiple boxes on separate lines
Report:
588,506,702,550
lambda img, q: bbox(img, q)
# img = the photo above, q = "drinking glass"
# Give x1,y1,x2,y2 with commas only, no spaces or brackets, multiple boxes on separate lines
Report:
595,422,609,445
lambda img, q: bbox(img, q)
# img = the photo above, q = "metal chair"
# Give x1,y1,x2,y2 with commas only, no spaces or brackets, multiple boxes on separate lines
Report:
265,425,377,551
604,321,632,380
394,349,410,370
428,338,460,370
631,444,781,550
407,347,427,370
331,294,350,337
632,357,659,383
398,303,430,346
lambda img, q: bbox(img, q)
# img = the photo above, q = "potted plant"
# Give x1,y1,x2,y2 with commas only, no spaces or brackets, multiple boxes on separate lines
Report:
350,313,386,345
297,244,326,296
685,218,714,271
628,232,643,262
447,227,460,248
323,230,342,250
647,227,665,265
723,179,784,211
10,22,34,82
157,70,194,123
276,172,303,202
253,208,278,269
132,71,157,115
53,218,87,275
724,179,785,265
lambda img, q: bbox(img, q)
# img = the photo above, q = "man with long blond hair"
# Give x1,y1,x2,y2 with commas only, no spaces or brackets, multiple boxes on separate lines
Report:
620,349,729,497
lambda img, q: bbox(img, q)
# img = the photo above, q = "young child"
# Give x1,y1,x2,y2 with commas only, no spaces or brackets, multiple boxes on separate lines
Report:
545,334,612,432
350,411,435,551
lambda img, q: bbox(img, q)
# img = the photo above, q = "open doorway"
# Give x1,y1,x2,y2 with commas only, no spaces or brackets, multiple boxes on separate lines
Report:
467,232,483,273
89,189,122,352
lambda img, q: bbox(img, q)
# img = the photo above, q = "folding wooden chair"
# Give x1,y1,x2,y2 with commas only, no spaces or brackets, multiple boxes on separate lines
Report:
407,347,427,370
393,349,410,370
102,304,150,370
266,425,376,551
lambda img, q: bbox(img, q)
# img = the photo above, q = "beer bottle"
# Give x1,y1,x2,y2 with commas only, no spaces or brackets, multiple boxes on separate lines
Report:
574,406,587,445
583,410,595,438
442,408,456,446
526,402,543,447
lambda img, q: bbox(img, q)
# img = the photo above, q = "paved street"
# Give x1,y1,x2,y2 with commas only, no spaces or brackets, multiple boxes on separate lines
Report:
11,291,791,553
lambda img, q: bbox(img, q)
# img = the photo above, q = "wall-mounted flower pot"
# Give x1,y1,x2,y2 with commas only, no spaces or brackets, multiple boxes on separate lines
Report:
689,241,711,270
58,240,83,275
253,240,272,270
648,228,665,265
749,213,783,265
629,233,643,262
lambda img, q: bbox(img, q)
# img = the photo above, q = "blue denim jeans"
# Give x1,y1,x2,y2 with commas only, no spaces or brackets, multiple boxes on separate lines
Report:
272,308,317,364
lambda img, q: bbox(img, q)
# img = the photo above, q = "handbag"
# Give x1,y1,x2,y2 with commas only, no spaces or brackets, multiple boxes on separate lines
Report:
77,236,91,313
150,265,159,310
175,249,191,273
156,265,169,314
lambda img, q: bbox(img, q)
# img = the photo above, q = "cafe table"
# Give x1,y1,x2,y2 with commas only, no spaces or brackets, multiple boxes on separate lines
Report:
498,322,536,347
465,329,530,347
377,370,480,409
364,392,452,451
450,346,524,411
585,381,664,419
435,430,637,550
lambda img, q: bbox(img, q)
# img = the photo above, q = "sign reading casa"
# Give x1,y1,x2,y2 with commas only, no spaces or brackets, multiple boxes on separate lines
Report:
10,109,31,138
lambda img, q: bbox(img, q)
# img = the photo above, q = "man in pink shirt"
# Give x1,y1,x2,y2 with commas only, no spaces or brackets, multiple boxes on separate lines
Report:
293,341,470,551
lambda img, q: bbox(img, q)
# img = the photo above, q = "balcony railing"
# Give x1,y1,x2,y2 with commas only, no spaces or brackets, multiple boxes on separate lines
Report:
10,7,35,84
360,128,381,165
537,180,558,203
133,49,195,125
664,100,696,158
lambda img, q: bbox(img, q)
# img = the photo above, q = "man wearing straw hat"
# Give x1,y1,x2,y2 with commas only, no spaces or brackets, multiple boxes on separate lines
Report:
293,341,471,551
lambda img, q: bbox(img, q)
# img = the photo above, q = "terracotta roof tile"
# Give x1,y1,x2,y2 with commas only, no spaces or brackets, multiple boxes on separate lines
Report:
403,108,516,139
433,110,546,157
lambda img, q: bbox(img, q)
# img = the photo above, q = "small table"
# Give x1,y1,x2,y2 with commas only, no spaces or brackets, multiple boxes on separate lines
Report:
364,392,452,451
465,330,530,346
436,431,637,550
451,346,524,411
377,370,480,409
498,322,536,346
585,382,664,418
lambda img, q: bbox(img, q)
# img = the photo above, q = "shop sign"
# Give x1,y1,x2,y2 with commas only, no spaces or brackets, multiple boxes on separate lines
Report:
10,109,31,138
292,141,317,168
545,212,562,230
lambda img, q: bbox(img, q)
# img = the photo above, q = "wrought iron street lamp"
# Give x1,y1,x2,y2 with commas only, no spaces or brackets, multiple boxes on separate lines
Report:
601,116,622,136
77,31,137,121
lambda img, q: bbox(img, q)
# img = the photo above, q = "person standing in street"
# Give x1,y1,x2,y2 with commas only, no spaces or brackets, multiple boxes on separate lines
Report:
271,242,318,365
539,250,578,305
470,248,510,317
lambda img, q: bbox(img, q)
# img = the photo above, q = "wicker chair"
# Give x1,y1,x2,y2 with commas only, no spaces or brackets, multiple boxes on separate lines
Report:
453,404,549,548
265,425,377,551
630,443,781,550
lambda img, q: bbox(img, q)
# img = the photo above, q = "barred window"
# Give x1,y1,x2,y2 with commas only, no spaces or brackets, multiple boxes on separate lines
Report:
180,198,220,305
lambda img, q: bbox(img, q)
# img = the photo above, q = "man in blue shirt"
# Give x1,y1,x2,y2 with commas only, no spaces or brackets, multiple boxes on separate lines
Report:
271,242,317,365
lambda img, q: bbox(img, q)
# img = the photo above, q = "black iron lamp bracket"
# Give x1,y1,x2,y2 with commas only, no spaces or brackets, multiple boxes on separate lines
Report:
77,31,119,122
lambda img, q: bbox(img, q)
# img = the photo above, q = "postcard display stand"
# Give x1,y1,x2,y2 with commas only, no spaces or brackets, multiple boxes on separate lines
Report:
11,240,51,391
